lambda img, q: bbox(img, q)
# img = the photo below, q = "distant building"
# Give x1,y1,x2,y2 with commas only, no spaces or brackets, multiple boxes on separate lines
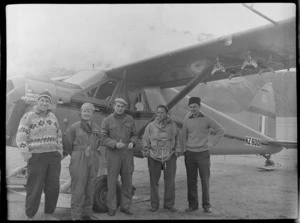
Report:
276,117,297,141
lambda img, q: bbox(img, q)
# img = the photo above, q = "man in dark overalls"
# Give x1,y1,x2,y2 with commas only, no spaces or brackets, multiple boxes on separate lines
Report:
63,103,101,220
100,98,138,216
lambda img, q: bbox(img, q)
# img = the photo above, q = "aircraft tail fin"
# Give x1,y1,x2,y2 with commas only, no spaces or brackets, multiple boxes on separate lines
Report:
246,83,276,138
246,83,276,120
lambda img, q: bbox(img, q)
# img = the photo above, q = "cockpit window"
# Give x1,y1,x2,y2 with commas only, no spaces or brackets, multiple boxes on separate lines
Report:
87,87,97,97
95,81,117,100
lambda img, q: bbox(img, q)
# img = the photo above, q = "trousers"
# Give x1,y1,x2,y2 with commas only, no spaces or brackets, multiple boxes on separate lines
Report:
106,148,134,210
148,154,177,209
184,150,211,209
69,150,99,220
25,151,61,218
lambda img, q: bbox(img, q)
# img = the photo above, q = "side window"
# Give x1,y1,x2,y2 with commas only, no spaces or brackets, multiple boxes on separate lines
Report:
132,91,149,111
95,81,117,100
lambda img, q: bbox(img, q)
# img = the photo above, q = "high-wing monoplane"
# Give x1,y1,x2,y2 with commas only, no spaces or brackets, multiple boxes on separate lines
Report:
6,17,297,212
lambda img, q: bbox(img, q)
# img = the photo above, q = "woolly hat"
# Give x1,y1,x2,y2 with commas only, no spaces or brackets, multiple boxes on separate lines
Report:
188,97,201,106
38,90,52,103
81,103,95,112
115,98,128,106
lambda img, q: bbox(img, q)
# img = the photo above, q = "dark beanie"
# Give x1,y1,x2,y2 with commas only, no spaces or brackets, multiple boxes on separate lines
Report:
38,90,52,103
188,97,201,106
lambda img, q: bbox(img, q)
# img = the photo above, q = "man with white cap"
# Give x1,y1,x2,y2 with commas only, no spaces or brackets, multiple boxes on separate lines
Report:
16,90,63,220
63,102,101,220
100,97,138,216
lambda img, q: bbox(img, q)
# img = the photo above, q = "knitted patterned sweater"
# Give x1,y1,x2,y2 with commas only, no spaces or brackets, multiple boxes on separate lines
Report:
16,106,63,156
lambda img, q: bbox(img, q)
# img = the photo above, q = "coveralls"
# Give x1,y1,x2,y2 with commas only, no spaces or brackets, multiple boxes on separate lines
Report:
63,120,100,220
100,112,138,211
142,116,182,209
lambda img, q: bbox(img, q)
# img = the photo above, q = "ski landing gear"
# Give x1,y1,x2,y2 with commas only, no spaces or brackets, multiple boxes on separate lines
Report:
258,154,276,171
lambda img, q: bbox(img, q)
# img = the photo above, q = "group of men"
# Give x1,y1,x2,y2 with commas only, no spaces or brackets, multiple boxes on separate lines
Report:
15,90,224,220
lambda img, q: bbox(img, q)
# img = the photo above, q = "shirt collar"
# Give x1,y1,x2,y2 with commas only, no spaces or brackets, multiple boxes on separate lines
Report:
188,111,204,119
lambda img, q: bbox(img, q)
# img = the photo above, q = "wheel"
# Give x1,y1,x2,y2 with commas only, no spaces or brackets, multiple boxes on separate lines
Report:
93,175,121,213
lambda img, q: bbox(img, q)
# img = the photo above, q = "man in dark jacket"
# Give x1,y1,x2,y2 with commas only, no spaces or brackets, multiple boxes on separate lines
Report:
100,98,138,216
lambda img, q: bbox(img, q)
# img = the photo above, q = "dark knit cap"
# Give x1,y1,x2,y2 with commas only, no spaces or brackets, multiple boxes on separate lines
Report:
157,104,169,113
188,97,201,106
38,90,52,103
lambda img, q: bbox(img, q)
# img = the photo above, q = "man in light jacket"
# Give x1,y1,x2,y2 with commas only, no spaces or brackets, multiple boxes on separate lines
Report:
142,104,184,212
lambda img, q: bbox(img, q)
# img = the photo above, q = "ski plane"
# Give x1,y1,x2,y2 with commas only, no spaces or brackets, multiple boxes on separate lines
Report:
6,17,297,212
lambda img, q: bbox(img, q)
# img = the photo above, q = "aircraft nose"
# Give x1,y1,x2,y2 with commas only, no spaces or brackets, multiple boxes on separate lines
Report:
7,83,26,105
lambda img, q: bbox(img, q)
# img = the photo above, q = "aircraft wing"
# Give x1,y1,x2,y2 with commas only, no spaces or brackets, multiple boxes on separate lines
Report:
105,17,296,88
268,140,298,149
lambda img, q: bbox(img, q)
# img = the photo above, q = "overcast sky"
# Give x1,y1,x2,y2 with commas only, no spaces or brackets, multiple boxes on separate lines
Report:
6,3,296,77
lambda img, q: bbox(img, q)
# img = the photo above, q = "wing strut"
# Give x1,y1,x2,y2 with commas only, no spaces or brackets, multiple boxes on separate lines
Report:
242,4,278,25
137,59,216,137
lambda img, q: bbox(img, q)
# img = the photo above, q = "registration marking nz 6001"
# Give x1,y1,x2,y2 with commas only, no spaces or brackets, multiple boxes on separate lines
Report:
245,136,262,147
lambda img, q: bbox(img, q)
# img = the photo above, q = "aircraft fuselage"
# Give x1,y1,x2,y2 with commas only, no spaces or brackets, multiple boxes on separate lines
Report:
6,72,283,157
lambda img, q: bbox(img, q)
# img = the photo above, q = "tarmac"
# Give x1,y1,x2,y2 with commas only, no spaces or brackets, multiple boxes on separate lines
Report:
5,146,298,220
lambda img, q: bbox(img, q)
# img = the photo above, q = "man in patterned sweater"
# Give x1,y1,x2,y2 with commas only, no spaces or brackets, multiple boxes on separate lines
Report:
16,90,63,220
